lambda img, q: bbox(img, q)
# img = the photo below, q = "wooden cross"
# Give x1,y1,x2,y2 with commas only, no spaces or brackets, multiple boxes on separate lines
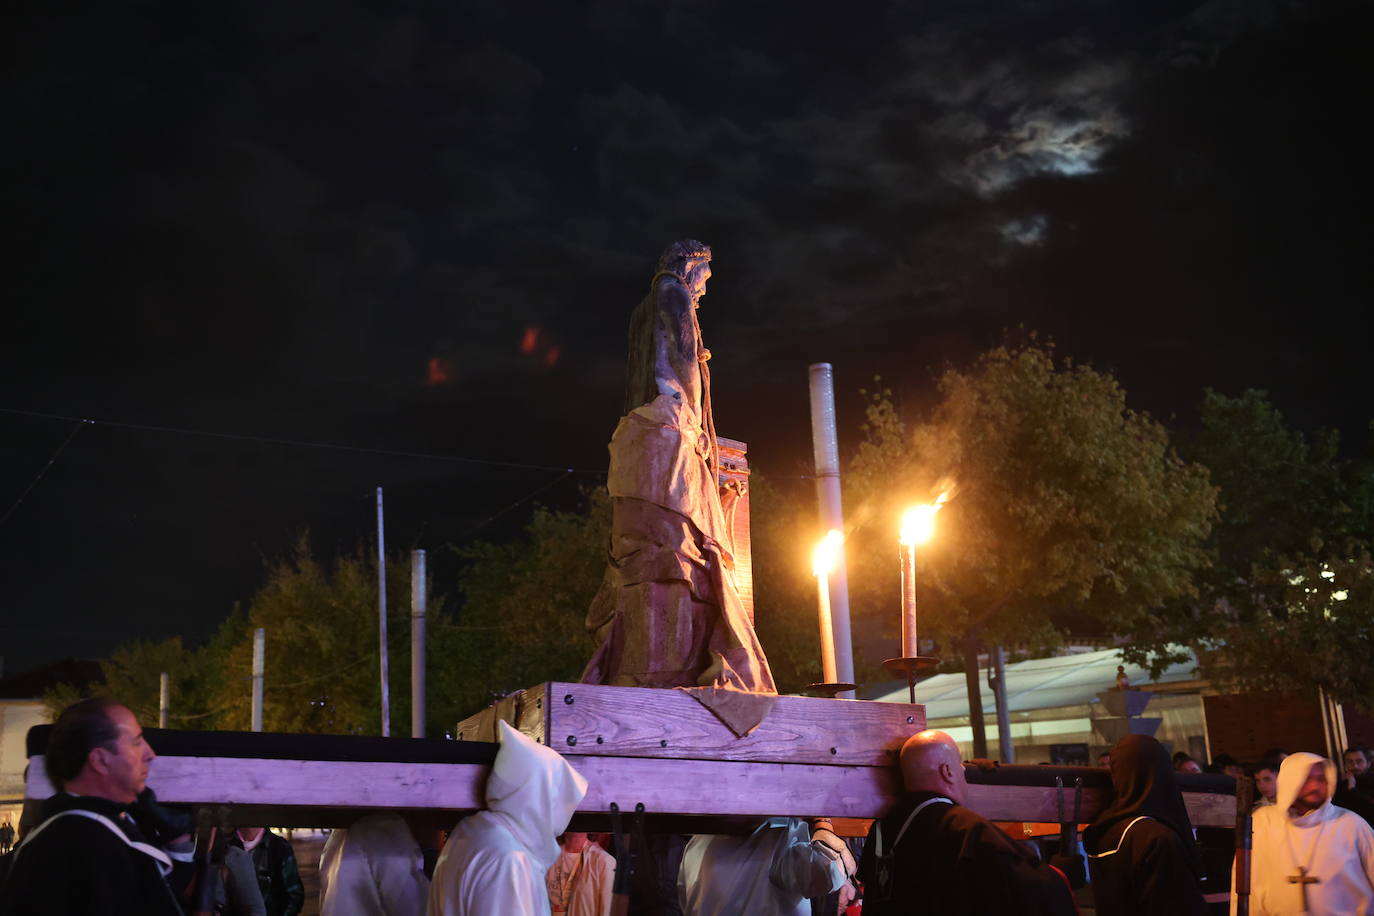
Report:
1287,866,1320,912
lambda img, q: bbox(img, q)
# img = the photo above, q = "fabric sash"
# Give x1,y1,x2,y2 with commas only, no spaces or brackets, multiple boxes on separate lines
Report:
15,808,175,877
1086,815,1151,859
877,795,955,857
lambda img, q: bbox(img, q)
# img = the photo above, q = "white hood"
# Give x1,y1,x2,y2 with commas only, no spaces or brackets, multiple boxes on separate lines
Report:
485,720,588,870
1276,751,1338,819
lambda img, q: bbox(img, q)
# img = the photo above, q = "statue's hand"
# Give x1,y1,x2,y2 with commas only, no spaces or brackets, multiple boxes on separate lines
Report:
699,348,712,363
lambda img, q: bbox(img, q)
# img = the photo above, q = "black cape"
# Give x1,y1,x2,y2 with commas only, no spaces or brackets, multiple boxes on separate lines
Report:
1083,734,1205,916
856,791,1077,916
0,794,185,916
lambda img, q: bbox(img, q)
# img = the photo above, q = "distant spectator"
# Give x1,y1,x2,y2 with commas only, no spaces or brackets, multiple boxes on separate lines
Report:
1334,747,1374,828
1098,751,1111,768
546,832,615,916
1344,746,1372,792
229,827,304,916
1211,753,1245,780
0,821,14,854
1252,759,1280,808
1172,752,1202,775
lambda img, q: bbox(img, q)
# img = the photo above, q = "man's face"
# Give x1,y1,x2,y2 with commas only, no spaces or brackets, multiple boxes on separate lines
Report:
561,832,589,853
1180,759,1202,775
685,259,711,302
1294,762,1328,813
1345,750,1370,777
1256,768,1278,802
92,705,155,803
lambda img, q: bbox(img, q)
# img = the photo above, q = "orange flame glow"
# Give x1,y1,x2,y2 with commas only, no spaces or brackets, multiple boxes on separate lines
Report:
900,492,950,546
812,529,844,578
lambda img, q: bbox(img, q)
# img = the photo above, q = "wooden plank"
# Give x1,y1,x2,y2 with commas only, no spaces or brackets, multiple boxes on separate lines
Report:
547,682,925,766
26,751,1234,828
25,754,487,811
568,754,896,819
455,684,545,744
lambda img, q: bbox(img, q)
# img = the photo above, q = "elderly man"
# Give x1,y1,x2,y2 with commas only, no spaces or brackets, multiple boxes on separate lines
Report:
1241,751,1374,915
0,697,184,915
856,729,1076,915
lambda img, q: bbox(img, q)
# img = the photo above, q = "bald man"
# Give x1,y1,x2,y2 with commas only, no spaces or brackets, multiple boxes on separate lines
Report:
856,730,1076,916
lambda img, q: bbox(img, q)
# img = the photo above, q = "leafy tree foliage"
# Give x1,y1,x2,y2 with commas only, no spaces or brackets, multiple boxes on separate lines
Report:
840,344,1217,751
440,492,609,718
846,344,1217,654
1134,390,1374,704
205,534,428,735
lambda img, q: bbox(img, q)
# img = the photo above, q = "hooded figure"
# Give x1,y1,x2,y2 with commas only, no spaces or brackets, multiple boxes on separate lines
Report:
677,818,851,916
1238,751,1374,916
1083,734,1206,916
427,721,589,916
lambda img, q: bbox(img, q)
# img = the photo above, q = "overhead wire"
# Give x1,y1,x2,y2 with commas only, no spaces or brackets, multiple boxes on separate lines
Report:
0,406,605,475
0,419,91,528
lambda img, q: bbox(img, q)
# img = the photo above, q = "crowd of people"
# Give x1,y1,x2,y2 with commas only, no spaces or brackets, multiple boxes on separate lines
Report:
2,697,1374,915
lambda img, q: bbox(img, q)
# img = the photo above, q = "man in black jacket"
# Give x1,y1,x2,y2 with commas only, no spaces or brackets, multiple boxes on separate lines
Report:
857,730,1076,915
228,827,303,916
0,697,185,916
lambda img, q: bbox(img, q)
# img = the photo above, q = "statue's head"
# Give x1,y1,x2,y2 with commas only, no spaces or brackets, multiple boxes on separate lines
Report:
658,239,712,302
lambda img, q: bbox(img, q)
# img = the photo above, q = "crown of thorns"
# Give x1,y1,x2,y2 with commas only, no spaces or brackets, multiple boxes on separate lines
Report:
658,239,712,271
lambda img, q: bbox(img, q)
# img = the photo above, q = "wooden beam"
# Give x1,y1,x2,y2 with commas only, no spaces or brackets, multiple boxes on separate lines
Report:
460,682,926,767
26,751,1234,827
26,754,488,811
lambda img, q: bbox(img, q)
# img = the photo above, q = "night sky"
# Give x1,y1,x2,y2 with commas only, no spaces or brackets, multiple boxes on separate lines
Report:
4,0,1371,671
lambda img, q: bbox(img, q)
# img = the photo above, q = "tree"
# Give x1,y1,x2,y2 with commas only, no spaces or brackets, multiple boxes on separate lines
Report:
1130,389,1374,705
845,344,1218,752
205,533,437,735
441,491,610,718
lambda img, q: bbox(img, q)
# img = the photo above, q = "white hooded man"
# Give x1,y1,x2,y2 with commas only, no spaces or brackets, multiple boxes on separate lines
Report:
427,721,588,916
1236,751,1374,915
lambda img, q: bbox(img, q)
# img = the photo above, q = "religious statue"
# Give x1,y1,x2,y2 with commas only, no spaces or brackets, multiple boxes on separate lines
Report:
581,241,776,731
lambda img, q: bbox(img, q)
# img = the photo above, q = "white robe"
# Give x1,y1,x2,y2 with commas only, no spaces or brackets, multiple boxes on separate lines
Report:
546,843,615,916
678,818,846,916
1235,752,1374,916
319,813,429,916
428,721,589,916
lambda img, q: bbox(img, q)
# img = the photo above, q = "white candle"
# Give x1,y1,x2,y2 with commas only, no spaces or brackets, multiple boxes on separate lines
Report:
812,530,844,683
900,541,918,658
900,496,949,659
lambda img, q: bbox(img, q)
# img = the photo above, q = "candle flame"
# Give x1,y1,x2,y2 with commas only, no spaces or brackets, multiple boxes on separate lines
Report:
812,529,844,577
900,492,950,546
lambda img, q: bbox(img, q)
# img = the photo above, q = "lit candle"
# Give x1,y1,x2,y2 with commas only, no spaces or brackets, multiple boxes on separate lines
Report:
899,494,948,658
812,530,844,683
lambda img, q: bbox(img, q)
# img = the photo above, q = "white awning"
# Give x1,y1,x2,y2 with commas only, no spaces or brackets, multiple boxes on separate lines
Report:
869,646,1200,720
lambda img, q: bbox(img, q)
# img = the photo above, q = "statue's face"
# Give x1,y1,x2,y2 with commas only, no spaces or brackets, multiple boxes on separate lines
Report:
686,259,712,302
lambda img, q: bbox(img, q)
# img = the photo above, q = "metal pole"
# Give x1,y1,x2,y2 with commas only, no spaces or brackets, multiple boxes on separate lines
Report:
251,628,265,732
990,645,1015,763
377,487,391,737
158,672,169,729
964,637,989,759
807,363,855,698
411,549,427,739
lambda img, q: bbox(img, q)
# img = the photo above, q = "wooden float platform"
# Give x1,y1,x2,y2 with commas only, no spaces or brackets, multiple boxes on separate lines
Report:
24,682,1237,830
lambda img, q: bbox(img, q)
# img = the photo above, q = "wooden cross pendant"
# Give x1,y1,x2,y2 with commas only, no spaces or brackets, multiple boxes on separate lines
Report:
1287,866,1320,912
